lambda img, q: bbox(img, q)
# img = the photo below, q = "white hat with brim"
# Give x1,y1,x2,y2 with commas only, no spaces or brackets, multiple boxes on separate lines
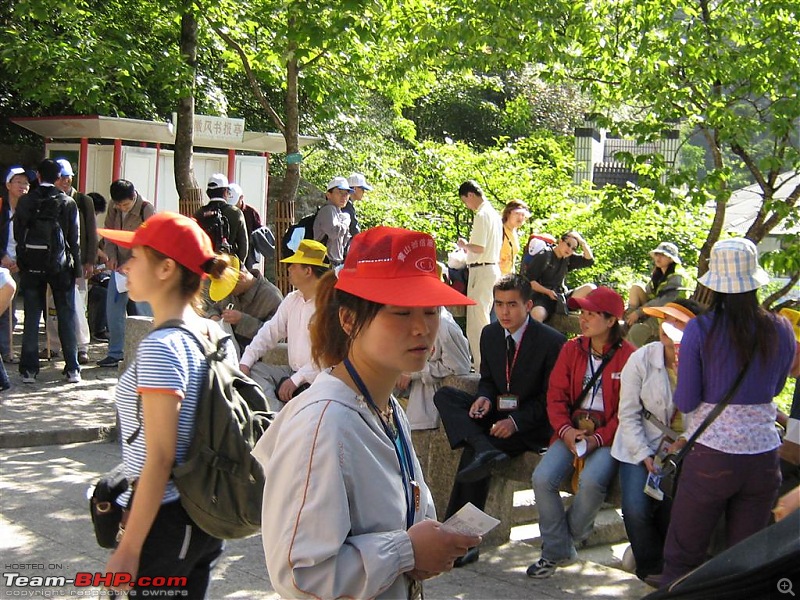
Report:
698,237,770,294
649,241,681,265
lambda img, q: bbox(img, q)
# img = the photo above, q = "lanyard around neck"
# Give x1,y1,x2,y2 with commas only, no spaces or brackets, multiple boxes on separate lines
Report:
505,324,528,392
343,357,416,529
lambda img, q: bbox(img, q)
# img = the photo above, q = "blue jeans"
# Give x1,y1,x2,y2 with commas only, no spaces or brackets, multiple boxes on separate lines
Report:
20,271,78,375
618,461,672,579
532,439,618,561
105,273,151,359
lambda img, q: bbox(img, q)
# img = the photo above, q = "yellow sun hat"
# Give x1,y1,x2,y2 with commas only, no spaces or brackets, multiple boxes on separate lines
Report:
208,255,241,301
779,308,800,342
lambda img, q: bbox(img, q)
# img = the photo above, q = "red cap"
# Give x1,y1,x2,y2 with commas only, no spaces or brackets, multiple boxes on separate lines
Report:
335,226,475,307
567,286,625,319
98,212,216,276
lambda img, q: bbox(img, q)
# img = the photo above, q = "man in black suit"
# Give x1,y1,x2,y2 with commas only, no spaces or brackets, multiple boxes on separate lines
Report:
434,273,566,566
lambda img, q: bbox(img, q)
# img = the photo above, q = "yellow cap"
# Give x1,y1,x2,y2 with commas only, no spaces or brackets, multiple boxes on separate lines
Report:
280,239,330,267
208,255,240,301
779,308,800,342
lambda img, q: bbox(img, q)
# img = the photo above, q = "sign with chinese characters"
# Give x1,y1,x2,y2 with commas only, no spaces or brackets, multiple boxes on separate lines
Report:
188,114,245,142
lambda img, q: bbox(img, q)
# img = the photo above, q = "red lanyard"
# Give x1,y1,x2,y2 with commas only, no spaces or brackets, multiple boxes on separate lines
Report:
505,325,528,392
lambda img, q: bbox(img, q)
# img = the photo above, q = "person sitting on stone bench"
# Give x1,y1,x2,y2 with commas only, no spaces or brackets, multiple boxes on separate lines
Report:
205,256,283,357
434,274,566,567
528,287,635,579
239,240,330,412
395,278,472,430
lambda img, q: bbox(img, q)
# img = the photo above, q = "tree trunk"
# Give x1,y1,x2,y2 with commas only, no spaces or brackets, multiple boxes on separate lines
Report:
175,4,202,216
275,48,301,293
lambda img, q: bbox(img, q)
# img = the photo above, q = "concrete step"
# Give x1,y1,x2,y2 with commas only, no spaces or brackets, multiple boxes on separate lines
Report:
511,506,628,549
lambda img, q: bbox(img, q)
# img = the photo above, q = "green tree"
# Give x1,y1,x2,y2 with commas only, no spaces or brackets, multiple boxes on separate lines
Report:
442,0,799,303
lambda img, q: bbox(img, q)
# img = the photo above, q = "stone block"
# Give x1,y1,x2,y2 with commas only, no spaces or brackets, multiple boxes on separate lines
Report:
123,315,154,370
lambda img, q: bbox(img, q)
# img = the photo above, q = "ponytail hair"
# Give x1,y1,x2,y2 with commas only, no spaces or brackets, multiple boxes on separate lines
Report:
141,247,233,311
310,271,384,368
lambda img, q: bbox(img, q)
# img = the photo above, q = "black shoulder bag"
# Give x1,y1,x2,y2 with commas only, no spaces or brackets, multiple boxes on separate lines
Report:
659,357,753,498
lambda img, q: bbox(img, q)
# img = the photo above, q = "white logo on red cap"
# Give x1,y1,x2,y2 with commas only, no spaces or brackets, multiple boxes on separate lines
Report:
415,257,435,272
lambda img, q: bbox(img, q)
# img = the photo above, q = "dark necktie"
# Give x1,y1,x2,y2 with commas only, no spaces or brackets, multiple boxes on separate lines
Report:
506,335,517,369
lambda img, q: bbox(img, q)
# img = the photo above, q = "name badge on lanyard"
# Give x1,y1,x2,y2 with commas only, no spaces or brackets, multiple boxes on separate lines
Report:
497,393,519,411
501,327,526,412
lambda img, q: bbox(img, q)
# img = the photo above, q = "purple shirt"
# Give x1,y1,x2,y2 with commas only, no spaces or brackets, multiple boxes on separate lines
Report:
674,312,795,413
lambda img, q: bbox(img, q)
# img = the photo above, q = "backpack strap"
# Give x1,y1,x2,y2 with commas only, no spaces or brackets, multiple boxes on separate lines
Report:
125,319,231,445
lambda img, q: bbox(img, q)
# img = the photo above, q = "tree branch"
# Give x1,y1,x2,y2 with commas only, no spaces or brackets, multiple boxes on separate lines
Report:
207,21,286,134
761,269,799,310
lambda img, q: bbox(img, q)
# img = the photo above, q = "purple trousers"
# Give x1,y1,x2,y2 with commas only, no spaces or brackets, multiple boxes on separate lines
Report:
661,443,780,587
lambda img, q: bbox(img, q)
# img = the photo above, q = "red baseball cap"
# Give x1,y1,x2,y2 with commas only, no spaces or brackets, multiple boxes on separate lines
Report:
567,286,625,319
335,226,475,307
98,212,216,276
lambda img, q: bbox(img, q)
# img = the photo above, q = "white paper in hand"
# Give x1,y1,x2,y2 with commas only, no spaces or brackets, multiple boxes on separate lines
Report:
441,502,500,537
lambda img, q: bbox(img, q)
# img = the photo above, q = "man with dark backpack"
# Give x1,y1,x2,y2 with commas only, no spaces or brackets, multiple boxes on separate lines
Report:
14,158,81,384
194,174,248,265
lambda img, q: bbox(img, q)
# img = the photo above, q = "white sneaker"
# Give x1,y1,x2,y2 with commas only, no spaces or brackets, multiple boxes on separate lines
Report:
22,372,36,384
65,370,81,384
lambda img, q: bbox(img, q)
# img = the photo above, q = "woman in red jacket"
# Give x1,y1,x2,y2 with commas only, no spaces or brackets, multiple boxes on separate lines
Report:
527,287,635,579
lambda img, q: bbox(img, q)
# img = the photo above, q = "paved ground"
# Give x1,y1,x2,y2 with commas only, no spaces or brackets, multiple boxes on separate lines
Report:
0,324,651,599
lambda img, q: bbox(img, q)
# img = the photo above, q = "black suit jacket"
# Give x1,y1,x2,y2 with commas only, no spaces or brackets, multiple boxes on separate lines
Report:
478,317,566,446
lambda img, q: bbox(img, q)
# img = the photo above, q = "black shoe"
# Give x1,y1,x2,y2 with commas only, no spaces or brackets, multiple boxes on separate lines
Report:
456,449,510,483
39,348,59,360
78,351,89,365
453,547,479,568
97,355,121,368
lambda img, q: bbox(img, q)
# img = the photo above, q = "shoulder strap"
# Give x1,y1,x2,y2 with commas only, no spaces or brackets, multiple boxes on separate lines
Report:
673,356,753,461
575,342,619,404
126,320,229,445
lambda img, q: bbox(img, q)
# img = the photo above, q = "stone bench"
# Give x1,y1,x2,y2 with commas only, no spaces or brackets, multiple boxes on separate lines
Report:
411,373,622,547
124,316,289,367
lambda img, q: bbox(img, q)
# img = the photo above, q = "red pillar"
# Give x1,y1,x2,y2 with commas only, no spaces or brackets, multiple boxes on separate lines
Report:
153,143,161,209
112,138,122,181
227,149,236,182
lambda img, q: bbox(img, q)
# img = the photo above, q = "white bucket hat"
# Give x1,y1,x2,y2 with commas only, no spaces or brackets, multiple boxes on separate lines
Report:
698,237,770,294
650,241,681,265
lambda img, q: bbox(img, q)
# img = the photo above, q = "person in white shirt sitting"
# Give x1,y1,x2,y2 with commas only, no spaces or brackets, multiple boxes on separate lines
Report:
239,239,330,411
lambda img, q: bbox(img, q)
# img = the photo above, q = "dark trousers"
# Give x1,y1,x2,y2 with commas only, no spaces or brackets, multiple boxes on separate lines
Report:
434,386,545,519
19,270,78,375
128,500,224,598
661,444,780,588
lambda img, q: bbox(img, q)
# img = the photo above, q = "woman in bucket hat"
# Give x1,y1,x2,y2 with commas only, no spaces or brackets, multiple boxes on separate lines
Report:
660,237,796,588
253,227,480,599
625,241,686,347
98,212,236,596
528,287,636,579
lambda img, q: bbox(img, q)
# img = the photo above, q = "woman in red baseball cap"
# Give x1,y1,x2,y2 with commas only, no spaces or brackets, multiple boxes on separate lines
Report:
97,212,236,596
253,226,481,599
527,286,636,579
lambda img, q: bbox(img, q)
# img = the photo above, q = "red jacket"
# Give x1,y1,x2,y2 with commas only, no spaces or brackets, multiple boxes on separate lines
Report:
546,336,635,448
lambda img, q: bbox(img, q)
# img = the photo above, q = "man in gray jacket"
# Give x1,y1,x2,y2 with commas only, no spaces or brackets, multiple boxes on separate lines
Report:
96,180,154,367
205,264,283,356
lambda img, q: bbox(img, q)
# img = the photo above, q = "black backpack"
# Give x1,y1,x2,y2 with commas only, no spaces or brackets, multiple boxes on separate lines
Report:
18,188,71,275
280,207,324,257
196,202,232,253
129,320,274,539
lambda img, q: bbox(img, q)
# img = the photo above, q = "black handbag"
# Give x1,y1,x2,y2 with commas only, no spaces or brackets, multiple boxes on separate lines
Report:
89,463,130,548
658,357,752,498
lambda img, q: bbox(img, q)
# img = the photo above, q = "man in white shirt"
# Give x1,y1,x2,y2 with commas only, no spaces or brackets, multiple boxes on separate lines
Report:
239,239,330,411
457,180,502,370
